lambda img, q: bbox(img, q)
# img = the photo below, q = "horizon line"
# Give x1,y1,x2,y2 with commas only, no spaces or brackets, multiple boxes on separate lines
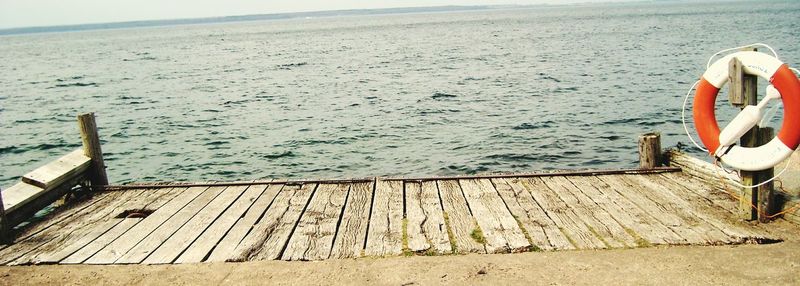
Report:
0,5,509,35
0,1,658,36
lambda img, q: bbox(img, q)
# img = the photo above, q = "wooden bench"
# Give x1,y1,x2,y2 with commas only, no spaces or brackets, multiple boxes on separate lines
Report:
1,150,91,229
1,113,107,241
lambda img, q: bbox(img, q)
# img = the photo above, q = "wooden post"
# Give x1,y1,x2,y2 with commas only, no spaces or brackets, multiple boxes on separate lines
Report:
727,58,747,107
729,48,764,221
757,127,775,222
77,113,109,187
638,132,661,169
0,188,7,243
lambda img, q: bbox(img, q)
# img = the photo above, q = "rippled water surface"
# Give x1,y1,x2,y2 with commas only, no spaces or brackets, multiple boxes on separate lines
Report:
2,1,799,187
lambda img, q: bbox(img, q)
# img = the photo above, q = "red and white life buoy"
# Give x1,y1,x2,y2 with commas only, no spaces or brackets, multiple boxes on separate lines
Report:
693,51,800,171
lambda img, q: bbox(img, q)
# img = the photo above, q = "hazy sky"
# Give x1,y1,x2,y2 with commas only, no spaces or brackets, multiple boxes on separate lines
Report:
0,0,624,29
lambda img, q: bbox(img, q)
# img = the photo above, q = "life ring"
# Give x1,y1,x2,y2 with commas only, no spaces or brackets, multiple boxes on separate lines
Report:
693,51,800,171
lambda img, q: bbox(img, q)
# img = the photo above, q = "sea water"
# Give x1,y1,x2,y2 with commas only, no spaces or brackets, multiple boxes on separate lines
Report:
1,0,798,188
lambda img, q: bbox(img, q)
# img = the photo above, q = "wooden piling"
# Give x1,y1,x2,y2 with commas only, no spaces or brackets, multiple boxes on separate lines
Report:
638,132,661,169
0,188,7,243
77,113,109,187
757,127,776,222
729,48,764,221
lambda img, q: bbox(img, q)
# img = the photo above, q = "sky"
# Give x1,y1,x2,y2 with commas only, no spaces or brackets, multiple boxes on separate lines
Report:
0,0,625,29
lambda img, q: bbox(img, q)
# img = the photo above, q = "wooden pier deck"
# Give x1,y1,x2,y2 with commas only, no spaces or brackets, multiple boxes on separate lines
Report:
0,169,778,265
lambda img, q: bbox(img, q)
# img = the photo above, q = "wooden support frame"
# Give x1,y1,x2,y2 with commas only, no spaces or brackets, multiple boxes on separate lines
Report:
77,113,109,187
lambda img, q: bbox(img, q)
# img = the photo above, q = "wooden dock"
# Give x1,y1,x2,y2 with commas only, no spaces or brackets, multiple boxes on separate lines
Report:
0,168,778,265
0,114,792,266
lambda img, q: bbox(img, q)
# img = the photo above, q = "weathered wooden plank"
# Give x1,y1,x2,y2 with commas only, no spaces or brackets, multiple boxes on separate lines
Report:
229,183,317,261
115,186,226,264
1,182,46,214
658,173,737,214
519,177,606,249
84,186,211,264
494,178,572,250
404,181,450,254
578,176,683,245
176,184,270,263
404,182,428,253
329,181,373,259
540,176,634,248
143,185,249,264
364,180,403,256
205,184,282,262
39,219,122,263
459,179,530,253
622,175,733,244
587,176,688,245
667,150,739,191
282,184,349,261
7,189,146,265
22,149,91,190
29,187,184,264
436,180,484,254
0,191,115,253
420,181,451,254
59,187,190,264
562,176,639,247
638,175,765,241
60,219,139,264
501,178,576,250
616,175,731,244
492,178,548,249
0,189,146,265
455,179,505,253
597,175,706,244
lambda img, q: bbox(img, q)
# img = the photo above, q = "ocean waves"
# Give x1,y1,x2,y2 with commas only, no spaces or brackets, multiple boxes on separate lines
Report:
1,1,798,187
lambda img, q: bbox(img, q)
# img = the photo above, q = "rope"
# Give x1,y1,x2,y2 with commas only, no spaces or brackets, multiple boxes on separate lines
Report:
714,161,800,220
713,155,793,189
758,102,782,127
705,43,779,69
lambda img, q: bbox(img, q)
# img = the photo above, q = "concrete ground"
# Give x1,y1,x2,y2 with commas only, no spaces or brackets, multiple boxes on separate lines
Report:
1,221,798,286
